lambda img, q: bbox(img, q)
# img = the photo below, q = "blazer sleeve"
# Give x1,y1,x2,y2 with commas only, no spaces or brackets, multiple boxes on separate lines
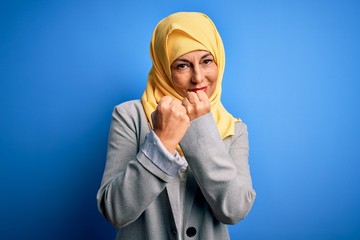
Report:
96,103,182,228
179,112,256,224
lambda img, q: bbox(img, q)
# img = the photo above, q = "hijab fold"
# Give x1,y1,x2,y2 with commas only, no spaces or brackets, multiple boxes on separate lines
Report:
141,12,240,154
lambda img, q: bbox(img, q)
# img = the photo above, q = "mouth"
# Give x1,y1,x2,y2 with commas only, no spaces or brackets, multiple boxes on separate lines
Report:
189,86,208,93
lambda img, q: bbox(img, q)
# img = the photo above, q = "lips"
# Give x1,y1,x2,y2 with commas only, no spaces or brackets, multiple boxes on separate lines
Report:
190,86,208,93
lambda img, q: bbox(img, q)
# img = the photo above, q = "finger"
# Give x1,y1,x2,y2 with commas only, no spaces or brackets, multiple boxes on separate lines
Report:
169,98,182,107
157,96,172,110
187,91,200,104
159,95,172,104
196,90,209,102
169,99,183,114
179,105,187,115
182,97,190,106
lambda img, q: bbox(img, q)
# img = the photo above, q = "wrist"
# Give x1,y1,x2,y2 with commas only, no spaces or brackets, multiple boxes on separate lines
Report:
153,130,177,154
162,143,176,154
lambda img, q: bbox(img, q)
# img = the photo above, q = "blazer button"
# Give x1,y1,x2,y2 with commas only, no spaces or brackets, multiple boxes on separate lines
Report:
186,227,197,237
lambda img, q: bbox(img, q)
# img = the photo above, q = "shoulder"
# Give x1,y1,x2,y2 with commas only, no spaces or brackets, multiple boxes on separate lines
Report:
233,120,248,138
114,99,143,112
113,100,144,117
112,100,148,125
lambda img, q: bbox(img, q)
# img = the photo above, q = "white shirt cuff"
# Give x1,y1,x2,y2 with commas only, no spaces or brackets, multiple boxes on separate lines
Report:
140,131,186,176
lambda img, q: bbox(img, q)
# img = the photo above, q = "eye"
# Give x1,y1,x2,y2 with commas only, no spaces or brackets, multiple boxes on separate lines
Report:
202,58,213,65
176,63,189,69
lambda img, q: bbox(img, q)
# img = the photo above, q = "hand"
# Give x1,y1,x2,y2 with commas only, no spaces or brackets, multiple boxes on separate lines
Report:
153,96,190,153
182,91,211,121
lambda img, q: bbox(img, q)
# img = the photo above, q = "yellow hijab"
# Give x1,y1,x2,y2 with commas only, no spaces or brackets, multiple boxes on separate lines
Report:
141,12,240,154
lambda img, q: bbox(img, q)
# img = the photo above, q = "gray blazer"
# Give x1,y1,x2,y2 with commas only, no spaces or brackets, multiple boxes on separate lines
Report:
97,100,256,240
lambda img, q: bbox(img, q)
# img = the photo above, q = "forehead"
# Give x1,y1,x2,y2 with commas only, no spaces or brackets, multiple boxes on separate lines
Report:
174,50,212,61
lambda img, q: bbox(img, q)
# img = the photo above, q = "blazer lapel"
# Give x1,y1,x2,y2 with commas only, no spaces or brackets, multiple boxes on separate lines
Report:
183,167,198,223
165,166,198,231
166,178,181,232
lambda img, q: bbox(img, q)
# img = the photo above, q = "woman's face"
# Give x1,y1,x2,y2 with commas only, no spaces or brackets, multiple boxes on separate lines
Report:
170,50,218,98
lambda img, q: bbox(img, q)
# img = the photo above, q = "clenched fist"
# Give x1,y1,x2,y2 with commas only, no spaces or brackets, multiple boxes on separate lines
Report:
182,90,211,121
153,96,190,153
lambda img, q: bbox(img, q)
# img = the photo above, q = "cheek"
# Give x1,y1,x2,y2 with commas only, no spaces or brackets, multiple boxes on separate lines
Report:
210,68,219,83
204,62,218,84
207,82,217,97
172,70,191,86
207,68,219,97
171,74,190,96
173,77,185,86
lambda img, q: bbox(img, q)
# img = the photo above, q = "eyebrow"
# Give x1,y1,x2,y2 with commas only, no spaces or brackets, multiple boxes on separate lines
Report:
174,53,213,63
200,53,213,59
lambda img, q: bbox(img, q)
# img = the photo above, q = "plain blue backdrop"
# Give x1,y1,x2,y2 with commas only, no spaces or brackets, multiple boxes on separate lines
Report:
1,0,359,239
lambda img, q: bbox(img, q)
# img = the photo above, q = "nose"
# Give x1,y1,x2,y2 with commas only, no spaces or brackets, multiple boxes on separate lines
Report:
191,64,204,83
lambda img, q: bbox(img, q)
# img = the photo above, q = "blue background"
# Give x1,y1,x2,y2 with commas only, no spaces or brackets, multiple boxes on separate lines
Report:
1,0,359,239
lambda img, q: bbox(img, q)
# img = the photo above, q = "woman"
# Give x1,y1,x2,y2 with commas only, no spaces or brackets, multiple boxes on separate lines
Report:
97,12,256,240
